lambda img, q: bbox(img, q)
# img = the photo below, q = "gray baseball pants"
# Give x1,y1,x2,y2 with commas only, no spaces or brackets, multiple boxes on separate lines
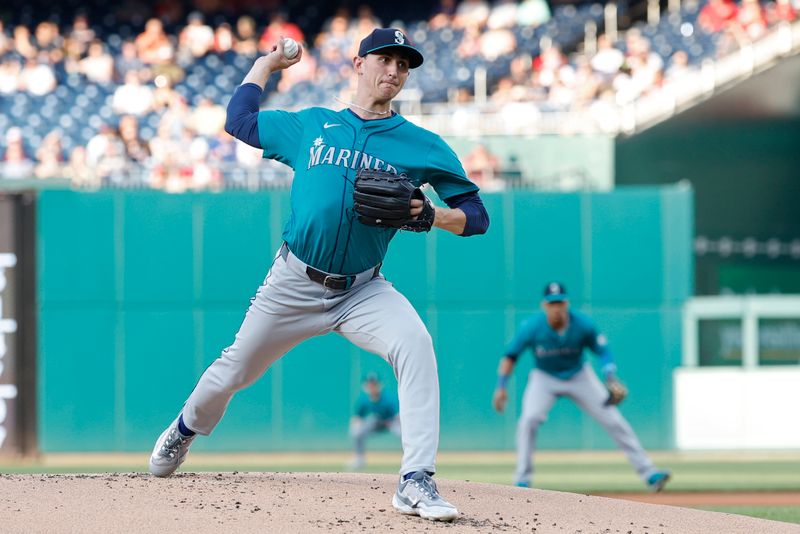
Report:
181,245,440,476
514,364,658,486
351,415,402,459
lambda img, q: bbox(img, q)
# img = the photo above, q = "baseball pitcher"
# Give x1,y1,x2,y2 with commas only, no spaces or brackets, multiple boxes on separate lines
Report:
148,28,490,522
492,282,671,491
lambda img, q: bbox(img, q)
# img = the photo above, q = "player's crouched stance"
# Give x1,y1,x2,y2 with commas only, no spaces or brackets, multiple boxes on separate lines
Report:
149,28,489,523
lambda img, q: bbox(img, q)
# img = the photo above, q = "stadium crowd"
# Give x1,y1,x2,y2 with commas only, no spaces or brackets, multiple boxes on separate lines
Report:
0,0,796,191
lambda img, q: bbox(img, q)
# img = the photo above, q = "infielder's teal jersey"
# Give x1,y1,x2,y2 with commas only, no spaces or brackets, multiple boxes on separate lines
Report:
505,311,612,380
257,107,478,274
354,391,399,421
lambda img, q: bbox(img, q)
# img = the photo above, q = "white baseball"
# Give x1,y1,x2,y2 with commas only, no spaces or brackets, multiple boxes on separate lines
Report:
282,37,299,60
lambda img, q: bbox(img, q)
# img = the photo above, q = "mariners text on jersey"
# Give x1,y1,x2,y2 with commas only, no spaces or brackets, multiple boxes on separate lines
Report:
257,106,478,275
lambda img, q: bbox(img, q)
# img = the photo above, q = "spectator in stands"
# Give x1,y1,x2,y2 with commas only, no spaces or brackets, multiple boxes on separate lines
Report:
187,137,221,191
277,43,317,92
737,0,769,39
457,22,483,58
178,11,215,60
112,71,155,116
208,130,238,166
316,42,351,81
234,16,259,56
487,0,519,29
518,0,552,27
118,115,151,165
455,0,491,29
64,146,98,189
13,24,38,60
625,34,664,98
95,129,130,185
68,14,95,56
491,76,531,104
665,50,691,81
213,23,235,54
1,128,34,180
188,97,227,137
430,0,458,30
136,18,175,66
79,40,115,84
316,13,353,57
34,131,65,180
0,21,10,56
351,5,382,43
19,53,57,96
148,120,184,171
463,142,503,191
533,44,567,90
86,124,118,167
159,92,191,138
572,56,602,108
699,0,739,33
34,21,63,63
769,0,798,22
590,34,624,83
479,26,517,61
258,11,304,55
116,40,147,83
0,57,21,94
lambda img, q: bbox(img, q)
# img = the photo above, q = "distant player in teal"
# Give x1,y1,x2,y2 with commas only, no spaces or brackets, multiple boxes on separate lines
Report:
148,28,489,522
348,372,401,471
492,282,671,491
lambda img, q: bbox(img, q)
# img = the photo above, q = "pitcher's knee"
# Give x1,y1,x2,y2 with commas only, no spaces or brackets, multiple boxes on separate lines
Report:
518,416,544,433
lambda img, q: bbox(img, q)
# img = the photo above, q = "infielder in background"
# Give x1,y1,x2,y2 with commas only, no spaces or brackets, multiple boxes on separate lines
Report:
348,372,401,471
492,282,671,491
148,28,489,522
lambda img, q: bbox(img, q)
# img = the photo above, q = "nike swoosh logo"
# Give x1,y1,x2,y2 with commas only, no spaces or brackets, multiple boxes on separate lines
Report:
323,122,341,129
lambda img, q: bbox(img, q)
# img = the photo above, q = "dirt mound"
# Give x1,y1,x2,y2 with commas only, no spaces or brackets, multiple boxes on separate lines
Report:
1,472,797,533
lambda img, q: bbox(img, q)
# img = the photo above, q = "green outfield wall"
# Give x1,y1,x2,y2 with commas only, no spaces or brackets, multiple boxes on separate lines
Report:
37,185,692,452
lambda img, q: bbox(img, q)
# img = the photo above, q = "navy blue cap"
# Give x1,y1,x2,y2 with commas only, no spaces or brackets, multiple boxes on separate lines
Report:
543,282,568,302
358,28,423,69
363,372,380,383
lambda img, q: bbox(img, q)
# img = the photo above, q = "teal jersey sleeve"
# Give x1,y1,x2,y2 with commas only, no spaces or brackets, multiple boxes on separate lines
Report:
423,135,479,201
577,312,615,371
505,319,536,361
257,109,305,168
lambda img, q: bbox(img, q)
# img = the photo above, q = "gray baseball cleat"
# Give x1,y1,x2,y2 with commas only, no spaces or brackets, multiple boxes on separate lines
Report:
148,418,196,477
391,471,459,521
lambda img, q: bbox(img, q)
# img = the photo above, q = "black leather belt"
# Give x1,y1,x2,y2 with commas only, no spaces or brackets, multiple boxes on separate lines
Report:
280,243,380,290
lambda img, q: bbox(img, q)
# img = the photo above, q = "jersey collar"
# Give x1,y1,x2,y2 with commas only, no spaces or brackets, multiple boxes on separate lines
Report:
340,108,405,130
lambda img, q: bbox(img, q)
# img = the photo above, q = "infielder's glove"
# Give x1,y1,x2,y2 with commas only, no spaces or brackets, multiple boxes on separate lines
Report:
353,168,435,232
604,378,628,406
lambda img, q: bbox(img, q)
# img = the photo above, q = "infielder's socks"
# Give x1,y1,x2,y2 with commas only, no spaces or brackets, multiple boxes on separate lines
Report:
177,414,196,437
402,470,435,481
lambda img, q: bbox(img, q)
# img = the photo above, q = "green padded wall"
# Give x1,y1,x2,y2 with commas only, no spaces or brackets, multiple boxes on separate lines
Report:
37,186,692,452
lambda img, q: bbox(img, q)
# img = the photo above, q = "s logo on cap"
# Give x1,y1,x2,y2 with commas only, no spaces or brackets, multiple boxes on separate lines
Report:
394,30,405,45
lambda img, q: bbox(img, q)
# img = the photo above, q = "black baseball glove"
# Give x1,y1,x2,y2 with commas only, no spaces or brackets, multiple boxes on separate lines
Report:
604,378,628,406
353,168,435,232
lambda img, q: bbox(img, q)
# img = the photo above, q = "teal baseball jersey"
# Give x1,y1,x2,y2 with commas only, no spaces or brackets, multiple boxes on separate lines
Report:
354,391,399,421
505,310,613,379
257,108,478,274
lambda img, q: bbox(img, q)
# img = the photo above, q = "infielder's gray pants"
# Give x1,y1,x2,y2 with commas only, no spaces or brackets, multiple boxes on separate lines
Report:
351,415,402,459
515,365,657,485
181,246,440,476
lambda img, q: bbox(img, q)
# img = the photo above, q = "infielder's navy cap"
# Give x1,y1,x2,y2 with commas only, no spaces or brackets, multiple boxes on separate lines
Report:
358,28,424,69
363,372,380,383
543,282,568,302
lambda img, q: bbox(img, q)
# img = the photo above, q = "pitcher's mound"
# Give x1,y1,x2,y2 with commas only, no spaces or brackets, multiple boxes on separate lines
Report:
1,472,796,533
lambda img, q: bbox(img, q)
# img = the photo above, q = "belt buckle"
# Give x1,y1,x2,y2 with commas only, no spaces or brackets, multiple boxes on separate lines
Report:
323,275,342,289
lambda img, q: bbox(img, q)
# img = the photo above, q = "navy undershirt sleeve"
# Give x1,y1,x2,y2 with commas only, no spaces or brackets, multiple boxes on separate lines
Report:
443,191,490,236
224,83,263,149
